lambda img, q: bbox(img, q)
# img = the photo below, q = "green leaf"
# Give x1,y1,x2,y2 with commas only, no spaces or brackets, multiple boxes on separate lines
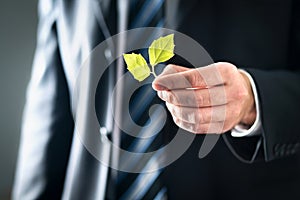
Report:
123,53,150,82
148,34,175,66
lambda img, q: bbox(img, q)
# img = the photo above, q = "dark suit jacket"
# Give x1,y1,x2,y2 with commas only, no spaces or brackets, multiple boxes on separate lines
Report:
13,0,300,199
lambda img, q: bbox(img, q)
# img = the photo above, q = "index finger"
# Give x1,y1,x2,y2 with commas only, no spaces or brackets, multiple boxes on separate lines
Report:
159,64,189,77
153,64,224,91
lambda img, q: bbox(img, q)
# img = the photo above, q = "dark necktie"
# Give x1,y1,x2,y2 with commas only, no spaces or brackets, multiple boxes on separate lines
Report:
115,0,167,199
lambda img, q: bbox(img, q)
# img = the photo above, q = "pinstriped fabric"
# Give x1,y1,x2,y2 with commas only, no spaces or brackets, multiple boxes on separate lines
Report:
116,0,167,199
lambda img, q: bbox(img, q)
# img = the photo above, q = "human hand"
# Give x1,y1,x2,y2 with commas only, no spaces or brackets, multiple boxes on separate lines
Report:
152,62,256,134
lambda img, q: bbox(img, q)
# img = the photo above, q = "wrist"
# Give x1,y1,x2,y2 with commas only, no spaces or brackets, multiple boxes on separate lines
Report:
240,71,256,126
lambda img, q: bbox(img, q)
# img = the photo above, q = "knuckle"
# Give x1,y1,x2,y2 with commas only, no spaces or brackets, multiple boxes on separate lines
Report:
197,89,213,107
227,63,238,72
218,62,238,78
166,92,171,102
191,124,199,133
196,94,204,106
175,118,181,125
185,71,197,87
222,62,237,72
195,123,207,133
166,92,174,103
182,109,191,123
172,116,180,125
166,102,173,114
204,94,211,106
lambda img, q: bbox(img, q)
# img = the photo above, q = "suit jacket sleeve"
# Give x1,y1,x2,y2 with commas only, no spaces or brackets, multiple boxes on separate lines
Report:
224,0,300,163
13,0,74,199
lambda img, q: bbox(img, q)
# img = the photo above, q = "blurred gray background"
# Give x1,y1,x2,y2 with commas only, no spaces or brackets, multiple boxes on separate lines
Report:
0,0,38,199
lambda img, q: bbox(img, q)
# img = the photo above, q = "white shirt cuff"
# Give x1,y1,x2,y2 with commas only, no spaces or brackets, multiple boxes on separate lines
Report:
231,69,262,137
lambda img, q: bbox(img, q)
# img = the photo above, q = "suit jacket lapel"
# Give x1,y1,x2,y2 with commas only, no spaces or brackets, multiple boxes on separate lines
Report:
94,0,117,37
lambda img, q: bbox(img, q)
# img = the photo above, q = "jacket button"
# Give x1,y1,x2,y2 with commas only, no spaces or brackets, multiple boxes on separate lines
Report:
99,127,109,142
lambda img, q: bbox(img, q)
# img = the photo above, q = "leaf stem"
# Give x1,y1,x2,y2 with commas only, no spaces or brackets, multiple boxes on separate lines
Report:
151,64,157,78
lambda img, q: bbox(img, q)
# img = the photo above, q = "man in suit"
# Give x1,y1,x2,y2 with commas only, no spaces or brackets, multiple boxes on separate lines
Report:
13,0,300,199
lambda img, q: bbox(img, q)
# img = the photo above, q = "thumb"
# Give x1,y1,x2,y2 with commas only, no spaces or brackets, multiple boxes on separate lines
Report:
152,64,189,91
